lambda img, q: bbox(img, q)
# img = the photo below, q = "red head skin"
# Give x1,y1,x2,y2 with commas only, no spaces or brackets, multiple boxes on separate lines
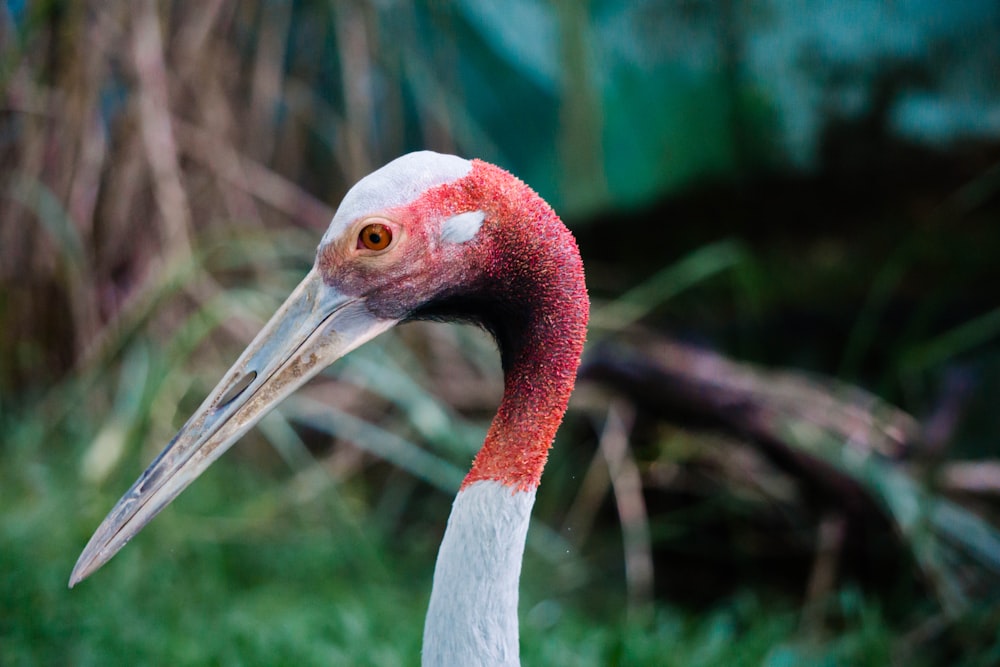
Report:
318,160,589,492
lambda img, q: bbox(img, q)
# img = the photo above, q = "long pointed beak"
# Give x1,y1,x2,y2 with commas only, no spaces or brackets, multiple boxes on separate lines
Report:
69,268,396,587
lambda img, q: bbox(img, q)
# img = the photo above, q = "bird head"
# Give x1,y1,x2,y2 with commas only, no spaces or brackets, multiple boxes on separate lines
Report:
315,151,490,322
70,151,587,585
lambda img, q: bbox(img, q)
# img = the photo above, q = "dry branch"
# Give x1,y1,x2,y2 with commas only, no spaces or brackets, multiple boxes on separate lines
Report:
581,334,1000,616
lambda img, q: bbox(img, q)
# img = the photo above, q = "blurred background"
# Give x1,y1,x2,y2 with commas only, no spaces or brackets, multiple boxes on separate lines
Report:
2,0,1000,664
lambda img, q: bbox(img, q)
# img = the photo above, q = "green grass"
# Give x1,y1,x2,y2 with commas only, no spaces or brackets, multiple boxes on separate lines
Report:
0,449,901,666
0,353,947,667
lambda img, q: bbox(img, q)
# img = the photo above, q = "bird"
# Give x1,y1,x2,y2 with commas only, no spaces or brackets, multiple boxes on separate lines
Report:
70,151,590,666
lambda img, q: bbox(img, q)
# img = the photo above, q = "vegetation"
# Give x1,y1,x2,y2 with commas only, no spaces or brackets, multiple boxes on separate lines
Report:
2,2,999,665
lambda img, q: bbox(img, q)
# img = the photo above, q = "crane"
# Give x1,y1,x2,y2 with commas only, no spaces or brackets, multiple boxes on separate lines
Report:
70,151,590,666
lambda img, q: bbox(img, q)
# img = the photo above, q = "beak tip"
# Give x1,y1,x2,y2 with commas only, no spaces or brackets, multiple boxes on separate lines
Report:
68,557,92,589
69,540,108,589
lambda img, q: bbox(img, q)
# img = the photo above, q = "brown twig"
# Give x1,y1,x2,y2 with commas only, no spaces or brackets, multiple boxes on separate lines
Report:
131,0,194,262
175,119,335,229
332,1,375,181
599,400,653,619
248,0,292,162
938,461,1000,496
801,513,847,634
561,436,613,550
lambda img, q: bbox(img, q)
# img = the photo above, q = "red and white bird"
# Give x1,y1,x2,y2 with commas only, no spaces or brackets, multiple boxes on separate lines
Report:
70,152,590,666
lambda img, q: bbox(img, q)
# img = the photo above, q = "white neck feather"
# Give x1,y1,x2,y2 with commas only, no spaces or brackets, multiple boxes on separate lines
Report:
422,480,536,667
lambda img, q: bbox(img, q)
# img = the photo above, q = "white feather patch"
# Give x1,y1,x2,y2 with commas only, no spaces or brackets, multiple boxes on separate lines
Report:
441,210,485,244
423,480,536,667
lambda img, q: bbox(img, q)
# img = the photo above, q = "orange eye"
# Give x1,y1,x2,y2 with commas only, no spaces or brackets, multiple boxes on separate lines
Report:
357,222,393,251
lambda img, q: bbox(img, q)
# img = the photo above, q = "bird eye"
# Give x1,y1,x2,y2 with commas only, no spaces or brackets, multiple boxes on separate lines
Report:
357,222,393,251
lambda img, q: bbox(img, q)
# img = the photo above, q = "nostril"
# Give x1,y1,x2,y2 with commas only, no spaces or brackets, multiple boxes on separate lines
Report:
217,371,257,408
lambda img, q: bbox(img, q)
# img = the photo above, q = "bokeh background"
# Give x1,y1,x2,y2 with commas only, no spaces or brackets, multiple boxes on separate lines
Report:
3,1,1000,664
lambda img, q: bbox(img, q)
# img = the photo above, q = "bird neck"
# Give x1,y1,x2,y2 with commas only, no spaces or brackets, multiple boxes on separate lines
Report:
461,168,589,492
423,480,534,666
421,162,588,665
462,308,584,491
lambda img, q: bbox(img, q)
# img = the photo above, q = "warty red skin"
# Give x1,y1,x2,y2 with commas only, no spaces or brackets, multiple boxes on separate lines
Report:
318,160,589,492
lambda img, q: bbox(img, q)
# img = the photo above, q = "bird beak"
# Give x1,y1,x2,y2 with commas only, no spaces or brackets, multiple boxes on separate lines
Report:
69,267,396,587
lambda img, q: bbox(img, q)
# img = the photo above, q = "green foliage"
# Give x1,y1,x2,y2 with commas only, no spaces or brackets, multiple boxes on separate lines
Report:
0,444,424,666
0,409,910,665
